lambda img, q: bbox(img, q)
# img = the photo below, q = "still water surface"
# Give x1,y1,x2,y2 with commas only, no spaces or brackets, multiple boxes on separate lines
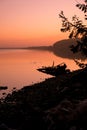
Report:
0,49,80,96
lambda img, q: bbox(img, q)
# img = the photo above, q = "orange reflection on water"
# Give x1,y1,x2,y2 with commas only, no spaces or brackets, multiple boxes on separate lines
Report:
0,49,80,96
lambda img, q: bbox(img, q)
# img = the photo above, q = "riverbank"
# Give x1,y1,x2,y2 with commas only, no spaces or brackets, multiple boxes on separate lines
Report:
0,67,87,130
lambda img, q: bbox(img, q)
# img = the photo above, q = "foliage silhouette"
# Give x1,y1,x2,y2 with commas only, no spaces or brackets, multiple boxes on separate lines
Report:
59,0,87,57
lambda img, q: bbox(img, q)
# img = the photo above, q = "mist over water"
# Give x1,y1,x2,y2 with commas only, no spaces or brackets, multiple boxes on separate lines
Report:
0,48,81,97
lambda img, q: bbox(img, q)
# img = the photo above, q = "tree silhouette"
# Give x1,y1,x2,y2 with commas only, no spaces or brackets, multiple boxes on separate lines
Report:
59,0,87,56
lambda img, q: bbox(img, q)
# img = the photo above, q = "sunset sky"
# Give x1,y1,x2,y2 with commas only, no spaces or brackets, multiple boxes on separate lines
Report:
0,0,85,47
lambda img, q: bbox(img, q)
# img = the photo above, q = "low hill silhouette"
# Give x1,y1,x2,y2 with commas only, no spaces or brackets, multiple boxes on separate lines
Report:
52,39,86,60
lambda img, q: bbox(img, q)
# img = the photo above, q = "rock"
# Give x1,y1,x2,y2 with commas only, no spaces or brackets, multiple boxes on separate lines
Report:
0,86,8,90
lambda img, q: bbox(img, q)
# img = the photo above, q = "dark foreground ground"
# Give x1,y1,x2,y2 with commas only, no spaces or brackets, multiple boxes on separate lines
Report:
0,67,87,130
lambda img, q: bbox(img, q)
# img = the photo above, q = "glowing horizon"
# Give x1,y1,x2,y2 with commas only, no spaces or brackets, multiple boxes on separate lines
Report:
0,0,85,47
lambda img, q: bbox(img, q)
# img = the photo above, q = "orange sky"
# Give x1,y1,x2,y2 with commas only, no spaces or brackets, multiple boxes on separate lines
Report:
0,0,85,47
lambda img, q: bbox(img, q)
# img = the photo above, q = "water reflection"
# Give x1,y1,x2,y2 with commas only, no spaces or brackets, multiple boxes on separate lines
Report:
0,49,82,96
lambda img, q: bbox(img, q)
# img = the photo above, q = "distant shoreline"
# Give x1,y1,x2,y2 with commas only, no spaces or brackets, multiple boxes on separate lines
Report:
0,47,27,50
0,39,85,60
0,46,53,51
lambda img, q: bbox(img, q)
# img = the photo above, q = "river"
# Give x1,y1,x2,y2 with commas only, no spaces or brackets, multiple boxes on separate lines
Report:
0,49,80,97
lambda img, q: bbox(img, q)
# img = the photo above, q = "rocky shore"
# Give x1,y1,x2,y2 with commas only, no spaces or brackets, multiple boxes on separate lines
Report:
0,67,87,130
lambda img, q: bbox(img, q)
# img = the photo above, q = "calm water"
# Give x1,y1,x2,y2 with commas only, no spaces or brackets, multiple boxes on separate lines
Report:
0,49,80,97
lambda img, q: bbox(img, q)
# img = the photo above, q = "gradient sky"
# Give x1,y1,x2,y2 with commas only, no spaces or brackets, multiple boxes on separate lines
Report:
0,0,85,47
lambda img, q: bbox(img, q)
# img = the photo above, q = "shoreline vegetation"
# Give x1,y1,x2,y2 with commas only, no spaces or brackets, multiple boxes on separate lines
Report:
0,65,87,130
